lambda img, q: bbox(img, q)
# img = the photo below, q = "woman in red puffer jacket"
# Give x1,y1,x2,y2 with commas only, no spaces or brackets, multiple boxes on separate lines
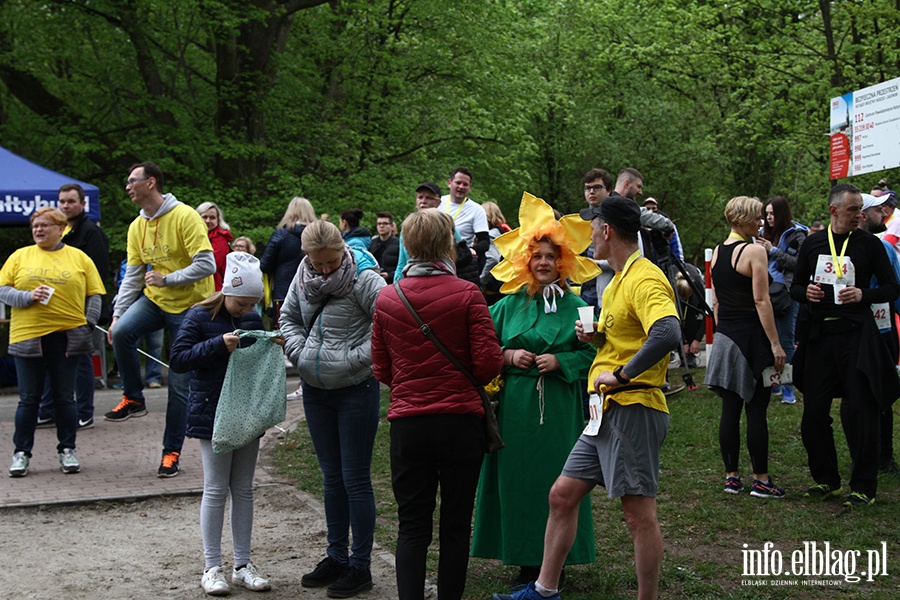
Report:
372,209,503,600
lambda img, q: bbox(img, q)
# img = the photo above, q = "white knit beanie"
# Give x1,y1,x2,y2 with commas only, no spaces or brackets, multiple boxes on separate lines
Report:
222,252,264,300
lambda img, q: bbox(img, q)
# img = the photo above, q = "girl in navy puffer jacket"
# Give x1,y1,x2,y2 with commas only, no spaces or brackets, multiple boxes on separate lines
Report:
170,253,282,596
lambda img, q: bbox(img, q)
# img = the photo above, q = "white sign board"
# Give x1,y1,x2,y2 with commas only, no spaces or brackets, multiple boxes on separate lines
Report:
830,76,900,179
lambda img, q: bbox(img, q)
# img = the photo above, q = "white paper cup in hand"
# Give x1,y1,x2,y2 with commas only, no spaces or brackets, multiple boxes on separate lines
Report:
833,283,846,305
578,306,595,333
39,286,55,305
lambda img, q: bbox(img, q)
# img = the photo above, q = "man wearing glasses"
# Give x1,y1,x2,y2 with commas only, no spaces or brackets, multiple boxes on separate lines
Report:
106,162,215,477
370,211,400,283
580,168,614,311
581,168,675,310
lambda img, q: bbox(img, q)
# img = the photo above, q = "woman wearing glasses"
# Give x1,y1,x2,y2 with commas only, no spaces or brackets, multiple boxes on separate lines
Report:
1,207,105,477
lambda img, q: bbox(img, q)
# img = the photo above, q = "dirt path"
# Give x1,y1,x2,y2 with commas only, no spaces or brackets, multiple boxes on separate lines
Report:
0,468,400,599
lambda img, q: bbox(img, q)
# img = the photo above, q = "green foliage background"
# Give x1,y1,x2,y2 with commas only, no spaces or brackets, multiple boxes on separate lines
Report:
2,0,899,266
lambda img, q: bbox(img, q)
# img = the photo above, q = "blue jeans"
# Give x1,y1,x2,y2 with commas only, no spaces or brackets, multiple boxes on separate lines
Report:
774,302,798,393
143,328,164,384
13,331,79,455
303,377,380,569
38,328,102,422
774,301,798,361
111,295,189,453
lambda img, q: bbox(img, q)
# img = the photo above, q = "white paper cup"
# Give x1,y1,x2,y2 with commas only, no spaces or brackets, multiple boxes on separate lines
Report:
39,286,55,305
578,306,595,333
833,283,846,304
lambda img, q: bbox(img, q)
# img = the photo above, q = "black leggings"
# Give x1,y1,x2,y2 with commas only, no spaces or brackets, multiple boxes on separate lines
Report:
717,383,772,475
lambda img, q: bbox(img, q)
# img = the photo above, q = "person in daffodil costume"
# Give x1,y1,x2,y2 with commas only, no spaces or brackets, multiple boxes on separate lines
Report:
471,192,600,583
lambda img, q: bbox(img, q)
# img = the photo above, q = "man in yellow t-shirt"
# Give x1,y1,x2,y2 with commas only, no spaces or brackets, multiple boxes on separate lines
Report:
495,196,679,600
106,162,214,478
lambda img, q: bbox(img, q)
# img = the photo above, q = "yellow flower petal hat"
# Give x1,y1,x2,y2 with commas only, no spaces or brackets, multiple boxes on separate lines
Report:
490,191,601,295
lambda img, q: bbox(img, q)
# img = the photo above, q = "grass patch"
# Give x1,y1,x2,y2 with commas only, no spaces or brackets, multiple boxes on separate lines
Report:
272,373,900,598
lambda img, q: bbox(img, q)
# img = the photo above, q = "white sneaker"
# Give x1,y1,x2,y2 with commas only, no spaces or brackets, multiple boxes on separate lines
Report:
286,384,302,401
233,562,271,591
9,452,29,477
201,565,230,596
59,448,81,474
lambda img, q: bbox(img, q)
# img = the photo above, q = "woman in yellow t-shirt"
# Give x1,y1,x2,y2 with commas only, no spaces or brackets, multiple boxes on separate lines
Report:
0,207,106,478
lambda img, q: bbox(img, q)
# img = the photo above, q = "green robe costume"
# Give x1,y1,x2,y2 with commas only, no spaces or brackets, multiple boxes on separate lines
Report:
471,289,596,566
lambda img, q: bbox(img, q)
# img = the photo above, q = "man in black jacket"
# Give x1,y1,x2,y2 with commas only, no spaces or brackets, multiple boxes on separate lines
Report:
36,183,110,430
791,183,900,507
370,211,400,284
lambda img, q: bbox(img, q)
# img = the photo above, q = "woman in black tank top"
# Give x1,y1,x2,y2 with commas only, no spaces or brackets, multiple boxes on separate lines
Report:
705,196,787,499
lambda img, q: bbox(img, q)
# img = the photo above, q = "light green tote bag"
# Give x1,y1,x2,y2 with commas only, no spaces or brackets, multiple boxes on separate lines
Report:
212,329,287,454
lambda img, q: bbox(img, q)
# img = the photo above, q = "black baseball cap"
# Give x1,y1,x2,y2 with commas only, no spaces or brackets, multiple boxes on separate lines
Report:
416,182,441,196
579,196,641,233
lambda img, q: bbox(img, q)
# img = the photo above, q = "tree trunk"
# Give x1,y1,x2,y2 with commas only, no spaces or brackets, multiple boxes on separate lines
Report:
210,0,329,184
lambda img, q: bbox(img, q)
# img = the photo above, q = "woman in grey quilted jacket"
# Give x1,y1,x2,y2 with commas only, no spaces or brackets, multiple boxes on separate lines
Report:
280,219,386,598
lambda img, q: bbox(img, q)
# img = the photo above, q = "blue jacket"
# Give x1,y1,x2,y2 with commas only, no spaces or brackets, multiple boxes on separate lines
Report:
260,225,306,302
169,304,264,440
343,227,372,252
767,222,808,287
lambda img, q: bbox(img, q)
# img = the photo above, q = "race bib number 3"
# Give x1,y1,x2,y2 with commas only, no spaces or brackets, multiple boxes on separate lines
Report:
763,364,793,387
814,254,855,286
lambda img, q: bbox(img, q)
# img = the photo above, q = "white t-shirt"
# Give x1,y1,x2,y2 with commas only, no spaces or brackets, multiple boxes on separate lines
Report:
439,195,488,245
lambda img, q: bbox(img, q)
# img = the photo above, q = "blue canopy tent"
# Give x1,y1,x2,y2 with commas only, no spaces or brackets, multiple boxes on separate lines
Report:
0,146,100,225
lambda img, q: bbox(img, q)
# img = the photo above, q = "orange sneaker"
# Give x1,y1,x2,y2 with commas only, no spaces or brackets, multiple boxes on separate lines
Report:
157,451,180,478
103,396,147,422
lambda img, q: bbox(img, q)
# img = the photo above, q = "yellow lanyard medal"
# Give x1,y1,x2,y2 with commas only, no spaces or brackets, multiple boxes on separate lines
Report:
827,227,851,281
444,199,466,220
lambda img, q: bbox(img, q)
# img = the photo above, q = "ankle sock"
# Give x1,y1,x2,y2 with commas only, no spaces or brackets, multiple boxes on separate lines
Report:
535,581,558,597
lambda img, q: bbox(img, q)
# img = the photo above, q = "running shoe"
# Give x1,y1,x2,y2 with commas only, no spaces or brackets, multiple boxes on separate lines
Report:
843,491,875,507
59,448,81,474
9,452,29,477
157,451,180,478
201,565,229,596
803,483,842,499
750,478,785,498
233,562,271,591
494,582,560,600
103,396,147,421
724,475,743,494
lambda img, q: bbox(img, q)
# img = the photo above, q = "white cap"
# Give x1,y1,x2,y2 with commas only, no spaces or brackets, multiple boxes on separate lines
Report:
861,193,887,212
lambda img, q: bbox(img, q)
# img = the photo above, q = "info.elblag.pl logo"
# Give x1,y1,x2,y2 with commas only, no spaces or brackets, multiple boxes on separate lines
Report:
741,541,889,586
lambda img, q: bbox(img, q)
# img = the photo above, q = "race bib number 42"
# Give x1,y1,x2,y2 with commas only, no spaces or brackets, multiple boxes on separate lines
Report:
814,255,855,286
872,302,891,331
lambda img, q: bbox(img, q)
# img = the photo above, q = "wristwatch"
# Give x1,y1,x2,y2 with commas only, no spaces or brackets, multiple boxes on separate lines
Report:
613,366,630,385
162,275,167,286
